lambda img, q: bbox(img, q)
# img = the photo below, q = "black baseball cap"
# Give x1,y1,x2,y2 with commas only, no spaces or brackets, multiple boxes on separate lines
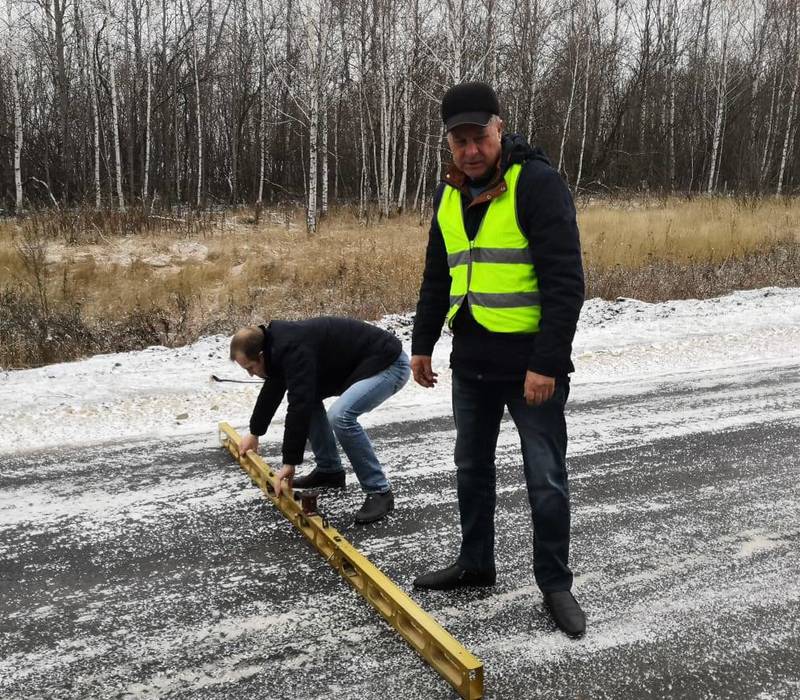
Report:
441,82,500,132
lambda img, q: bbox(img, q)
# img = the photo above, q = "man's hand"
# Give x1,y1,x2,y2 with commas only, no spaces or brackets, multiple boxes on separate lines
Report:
274,464,295,497
411,355,438,388
524,371,555,406
239,433,260,456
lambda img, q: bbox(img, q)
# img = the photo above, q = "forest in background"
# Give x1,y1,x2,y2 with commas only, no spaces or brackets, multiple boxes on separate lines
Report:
2,0,800,233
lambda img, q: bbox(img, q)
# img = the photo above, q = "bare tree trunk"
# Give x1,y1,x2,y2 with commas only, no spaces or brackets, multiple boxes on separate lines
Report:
397,76,411,213
777,55,800,195
307,87,319,233
256,0,267,205
85,10,102,209
574,35,591,194
707,8,731,194
413,117,430,212
667,0,678,190
13,70,23,210
321,89,329,217
558,40,580,176
188,0,203,208
333,86,340,202
760,66,782,190
106,3,126,212
143,0,153,207
7,0,23,211
446,0,464,82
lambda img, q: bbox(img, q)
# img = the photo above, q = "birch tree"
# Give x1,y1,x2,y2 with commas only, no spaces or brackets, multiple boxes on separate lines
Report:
6,0,23,211
103,3,126,211
707,2,734,193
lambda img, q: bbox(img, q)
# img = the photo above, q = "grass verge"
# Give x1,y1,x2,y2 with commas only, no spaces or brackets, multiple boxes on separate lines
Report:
1,197,799,368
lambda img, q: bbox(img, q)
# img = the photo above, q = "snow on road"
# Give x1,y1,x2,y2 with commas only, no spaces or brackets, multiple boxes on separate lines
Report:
1,287,799,699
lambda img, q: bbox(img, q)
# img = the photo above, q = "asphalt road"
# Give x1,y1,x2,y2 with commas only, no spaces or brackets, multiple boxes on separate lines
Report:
2,361,799,699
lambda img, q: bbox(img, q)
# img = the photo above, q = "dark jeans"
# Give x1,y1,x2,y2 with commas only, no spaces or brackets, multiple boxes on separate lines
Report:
452,372,573,592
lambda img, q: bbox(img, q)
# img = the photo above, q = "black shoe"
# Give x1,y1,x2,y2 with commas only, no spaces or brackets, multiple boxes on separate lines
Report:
292,468,345,490
413,563,496,590
543,590,586,638
354,491,394,524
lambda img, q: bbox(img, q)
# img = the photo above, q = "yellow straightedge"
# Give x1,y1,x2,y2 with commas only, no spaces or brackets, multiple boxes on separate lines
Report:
218,422,484,700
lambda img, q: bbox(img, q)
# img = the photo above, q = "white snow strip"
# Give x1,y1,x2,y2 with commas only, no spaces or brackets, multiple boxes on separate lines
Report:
1,287,798,456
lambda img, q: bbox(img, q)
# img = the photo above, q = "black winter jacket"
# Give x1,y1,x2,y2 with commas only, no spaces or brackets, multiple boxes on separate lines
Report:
249,316,402,464
411,135,584,380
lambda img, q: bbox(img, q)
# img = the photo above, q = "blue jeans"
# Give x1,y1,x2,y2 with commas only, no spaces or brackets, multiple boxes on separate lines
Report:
306,352,410,493
452,372,573,592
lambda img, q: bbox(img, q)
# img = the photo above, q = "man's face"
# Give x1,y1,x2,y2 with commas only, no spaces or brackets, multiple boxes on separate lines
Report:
234,351,266,379
447,120,503,180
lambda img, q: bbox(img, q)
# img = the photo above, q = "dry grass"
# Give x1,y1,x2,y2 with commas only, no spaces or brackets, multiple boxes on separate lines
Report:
1,196,799,368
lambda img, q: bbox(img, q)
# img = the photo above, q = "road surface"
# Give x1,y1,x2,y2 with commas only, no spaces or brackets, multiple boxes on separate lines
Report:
2,360,799,699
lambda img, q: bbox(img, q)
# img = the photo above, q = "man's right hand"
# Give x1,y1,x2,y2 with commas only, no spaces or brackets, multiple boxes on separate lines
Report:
239,433,260,456
411,355,438,388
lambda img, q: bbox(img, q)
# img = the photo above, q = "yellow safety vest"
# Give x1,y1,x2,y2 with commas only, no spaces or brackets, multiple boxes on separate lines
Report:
437,163,541,333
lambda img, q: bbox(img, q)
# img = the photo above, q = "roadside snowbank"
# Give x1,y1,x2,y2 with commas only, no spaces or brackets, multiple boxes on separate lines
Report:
2,287,798,455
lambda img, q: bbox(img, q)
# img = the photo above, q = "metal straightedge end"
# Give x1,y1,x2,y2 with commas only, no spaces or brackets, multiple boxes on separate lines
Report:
216,421,483,700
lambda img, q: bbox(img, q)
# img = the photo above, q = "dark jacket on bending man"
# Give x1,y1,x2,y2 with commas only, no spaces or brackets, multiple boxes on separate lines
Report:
250,316,401,465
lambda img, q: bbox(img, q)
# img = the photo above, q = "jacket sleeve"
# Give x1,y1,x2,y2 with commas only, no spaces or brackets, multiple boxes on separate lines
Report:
280,344,318,465
249,377,286,437
411,185,451,356
518,163,585,377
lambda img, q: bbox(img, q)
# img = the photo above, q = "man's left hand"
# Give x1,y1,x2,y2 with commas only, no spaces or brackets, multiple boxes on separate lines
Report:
274,464,295,497
524,371,555,406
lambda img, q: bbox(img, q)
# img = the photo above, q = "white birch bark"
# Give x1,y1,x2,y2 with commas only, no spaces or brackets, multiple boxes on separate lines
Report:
413,121,430,213
257,0,267,205
106,3,126,211
396,76,411,213
667,0,678,189
321,89,329,217
307,86,319,233
707,6,731,194
358,83,369,221
777,53,800,195
85,10,102,208
574,35,591,194
558,41,580,176
188,0,203,208
7,0,23,211
143,0,152,207
759,66,782,189
13,65,23,210
446,0,464,82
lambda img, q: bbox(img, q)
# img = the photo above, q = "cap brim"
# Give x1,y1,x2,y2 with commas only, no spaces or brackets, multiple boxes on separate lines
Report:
445,111,493,132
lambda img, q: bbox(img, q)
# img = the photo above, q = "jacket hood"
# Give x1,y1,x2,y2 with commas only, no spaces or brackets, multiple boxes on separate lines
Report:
502,133,551,169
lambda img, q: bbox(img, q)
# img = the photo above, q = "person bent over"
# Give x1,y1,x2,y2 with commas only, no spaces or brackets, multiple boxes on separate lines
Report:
231,316,410,524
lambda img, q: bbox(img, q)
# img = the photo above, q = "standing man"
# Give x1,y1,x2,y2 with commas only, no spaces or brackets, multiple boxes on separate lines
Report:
410,83,586,638
231,316,410,524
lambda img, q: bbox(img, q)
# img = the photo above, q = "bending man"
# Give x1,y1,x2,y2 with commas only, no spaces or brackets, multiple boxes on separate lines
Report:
231,316,410,524
410,82,586,638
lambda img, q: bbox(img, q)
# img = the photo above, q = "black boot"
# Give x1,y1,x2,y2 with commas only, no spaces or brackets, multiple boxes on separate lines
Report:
543,590,586,638
292,468,346,490
413,563,496,590
354,491,394,524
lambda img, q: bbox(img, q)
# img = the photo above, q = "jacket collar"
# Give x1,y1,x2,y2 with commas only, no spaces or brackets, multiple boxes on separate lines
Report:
259,323,273,376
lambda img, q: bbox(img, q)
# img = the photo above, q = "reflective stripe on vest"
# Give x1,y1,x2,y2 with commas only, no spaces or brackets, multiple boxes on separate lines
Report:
437,163,541,333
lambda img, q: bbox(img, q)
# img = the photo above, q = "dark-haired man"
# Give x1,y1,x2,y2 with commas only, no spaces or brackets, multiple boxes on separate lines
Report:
231,317,409,524
410,82,586,638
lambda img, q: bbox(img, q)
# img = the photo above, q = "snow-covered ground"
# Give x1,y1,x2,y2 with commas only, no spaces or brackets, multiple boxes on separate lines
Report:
2,286,799,456
2,287,799,699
